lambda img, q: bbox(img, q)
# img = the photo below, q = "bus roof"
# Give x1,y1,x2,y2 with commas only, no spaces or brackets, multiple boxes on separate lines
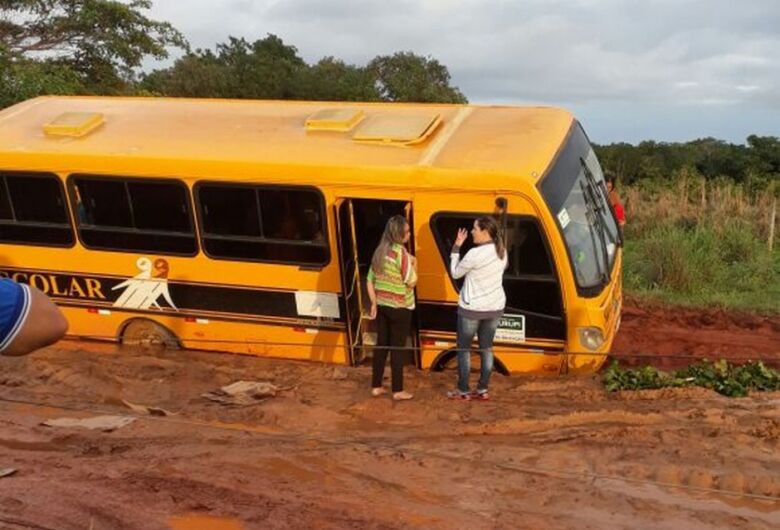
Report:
0,96,575,186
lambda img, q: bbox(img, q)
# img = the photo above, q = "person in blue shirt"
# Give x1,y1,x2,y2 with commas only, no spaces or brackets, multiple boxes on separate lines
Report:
0,279,67,356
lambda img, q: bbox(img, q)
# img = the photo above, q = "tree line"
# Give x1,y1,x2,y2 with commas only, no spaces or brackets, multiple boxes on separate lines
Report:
0,1,465,107
594,137,779,193
1,1,777,189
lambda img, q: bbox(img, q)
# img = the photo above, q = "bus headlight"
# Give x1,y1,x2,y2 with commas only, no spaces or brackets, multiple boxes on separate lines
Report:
578,327,605,351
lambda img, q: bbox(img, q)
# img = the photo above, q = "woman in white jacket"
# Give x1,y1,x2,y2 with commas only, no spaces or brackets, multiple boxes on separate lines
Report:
447,216,507,400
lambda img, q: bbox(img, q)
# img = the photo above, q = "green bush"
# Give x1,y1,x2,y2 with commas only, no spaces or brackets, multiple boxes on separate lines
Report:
625,224,723,293
603,360,780,397
623,215,779,312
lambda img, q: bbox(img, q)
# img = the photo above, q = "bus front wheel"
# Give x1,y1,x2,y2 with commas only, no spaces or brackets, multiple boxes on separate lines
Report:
432,350,509,375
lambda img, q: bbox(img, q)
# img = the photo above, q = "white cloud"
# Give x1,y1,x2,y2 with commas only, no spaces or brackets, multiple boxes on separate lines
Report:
144,0,780,143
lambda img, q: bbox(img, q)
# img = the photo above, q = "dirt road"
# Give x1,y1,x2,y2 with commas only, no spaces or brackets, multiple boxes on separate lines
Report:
0,303,778,529
613,299,780,368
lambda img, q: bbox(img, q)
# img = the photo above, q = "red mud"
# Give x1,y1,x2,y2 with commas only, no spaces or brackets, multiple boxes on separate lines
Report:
613,298,780,369
0,302,778,529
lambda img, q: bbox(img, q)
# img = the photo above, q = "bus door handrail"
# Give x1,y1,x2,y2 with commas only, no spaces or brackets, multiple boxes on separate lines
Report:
344,265,359,299
504,306,565,322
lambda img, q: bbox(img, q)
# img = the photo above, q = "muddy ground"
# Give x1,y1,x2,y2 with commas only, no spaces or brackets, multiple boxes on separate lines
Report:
613,299,780,369
0,302,779,530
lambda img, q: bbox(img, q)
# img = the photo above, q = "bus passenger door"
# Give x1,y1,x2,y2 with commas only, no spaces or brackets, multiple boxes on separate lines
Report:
335,198,366,365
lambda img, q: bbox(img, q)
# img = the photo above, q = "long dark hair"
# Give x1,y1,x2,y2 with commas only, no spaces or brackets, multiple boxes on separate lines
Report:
476,216,506,259
371,215,408,274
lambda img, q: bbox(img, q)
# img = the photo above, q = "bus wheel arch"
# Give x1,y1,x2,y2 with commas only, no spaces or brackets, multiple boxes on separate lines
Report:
119,318,180,350
431,349,509,376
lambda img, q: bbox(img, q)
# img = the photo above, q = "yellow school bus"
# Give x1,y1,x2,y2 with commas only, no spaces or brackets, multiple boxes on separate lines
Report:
0,96,621,375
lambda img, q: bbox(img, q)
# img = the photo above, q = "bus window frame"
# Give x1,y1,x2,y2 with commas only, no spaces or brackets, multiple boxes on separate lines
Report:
193,180,331,268
537,121,619,298
429,210,564,320
0,170,76,248
67,173,200,257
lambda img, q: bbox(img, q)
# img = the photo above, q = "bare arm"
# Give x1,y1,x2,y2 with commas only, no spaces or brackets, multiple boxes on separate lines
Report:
366,276,377,320
449,228,474,279
3,286,68,357
403,251,418,287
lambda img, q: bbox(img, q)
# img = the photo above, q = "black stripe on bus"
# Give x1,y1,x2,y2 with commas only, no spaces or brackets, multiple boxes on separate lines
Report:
0,267,346,326
416,302,566,341
55,300,345,331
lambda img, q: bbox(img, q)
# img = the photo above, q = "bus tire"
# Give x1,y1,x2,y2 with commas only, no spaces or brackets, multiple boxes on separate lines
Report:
120,318,180,351
432,349,509,375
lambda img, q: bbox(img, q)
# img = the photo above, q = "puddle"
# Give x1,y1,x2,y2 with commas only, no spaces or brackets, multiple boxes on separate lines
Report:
168,515,244,530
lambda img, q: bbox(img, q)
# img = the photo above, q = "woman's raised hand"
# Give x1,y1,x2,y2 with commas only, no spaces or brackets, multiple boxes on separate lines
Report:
454,228,468,247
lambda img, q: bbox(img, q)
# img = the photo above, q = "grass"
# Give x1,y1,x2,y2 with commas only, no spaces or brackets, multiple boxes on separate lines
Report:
619,177,779,314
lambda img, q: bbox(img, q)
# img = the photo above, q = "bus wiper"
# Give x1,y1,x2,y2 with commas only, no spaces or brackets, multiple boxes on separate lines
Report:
578,180,608,284
581,158,621,248
586,180,611,283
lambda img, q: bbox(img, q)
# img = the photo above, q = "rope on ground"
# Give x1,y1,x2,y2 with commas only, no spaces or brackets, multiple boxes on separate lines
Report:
62,333,780,363
1,394,778,505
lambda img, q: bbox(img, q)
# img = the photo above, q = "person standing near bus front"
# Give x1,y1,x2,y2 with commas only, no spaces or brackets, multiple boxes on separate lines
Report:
366,215,416,401
605,173,626,228
448,216,508,401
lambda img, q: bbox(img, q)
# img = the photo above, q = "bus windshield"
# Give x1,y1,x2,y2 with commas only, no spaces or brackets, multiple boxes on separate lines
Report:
540,124,620,294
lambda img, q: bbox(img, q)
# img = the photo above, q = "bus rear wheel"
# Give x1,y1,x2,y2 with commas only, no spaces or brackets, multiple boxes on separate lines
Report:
120,319,179,351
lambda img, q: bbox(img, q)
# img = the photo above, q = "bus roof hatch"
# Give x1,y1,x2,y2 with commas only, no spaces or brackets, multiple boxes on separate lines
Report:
352,113,442,146
43,112,105,138
305,108,365,132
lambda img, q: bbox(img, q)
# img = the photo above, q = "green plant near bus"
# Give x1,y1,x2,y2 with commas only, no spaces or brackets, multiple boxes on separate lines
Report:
603,360,780,397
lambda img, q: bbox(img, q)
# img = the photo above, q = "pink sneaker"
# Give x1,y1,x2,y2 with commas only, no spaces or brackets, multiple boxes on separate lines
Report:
472,389,490,401
447,390,471,401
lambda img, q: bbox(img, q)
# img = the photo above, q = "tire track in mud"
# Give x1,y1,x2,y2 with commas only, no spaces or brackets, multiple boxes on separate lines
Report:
7,395,778,508
2,399,779,530
1,312,779,530
329,437,780,528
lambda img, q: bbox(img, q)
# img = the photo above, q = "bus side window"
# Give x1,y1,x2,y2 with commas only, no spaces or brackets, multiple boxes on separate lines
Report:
258,189,323,241
0,178,12,219
431,212,562,319
196,183,329,267
0,172,74,247
70,175,198,256
199,186,261,237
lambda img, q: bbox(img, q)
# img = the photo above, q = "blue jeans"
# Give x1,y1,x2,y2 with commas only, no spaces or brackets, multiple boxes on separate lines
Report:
456,314,500,393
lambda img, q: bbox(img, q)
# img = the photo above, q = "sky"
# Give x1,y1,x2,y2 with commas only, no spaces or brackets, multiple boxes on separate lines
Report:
145,0,780,145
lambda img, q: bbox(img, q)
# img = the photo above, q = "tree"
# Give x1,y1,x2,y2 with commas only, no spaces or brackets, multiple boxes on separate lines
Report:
0,51,87,107
143,35,306,99
292,57,380,101
141,50,231,98
0,0,186,103
145,37,467,105
217,35,306,99
595,135,779,191
367,51,467,103
745,135,780,195
746,135,780,176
